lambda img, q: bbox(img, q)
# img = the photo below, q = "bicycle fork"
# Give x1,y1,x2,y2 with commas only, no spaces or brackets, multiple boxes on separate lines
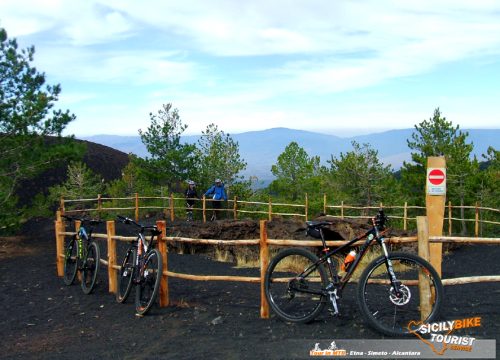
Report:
380,239,405,299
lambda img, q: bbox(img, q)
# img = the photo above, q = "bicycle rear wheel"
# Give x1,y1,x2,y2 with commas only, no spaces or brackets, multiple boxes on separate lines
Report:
63,236,78,285
117,247,136,303
265,248,328,323
135,248,162,315
81,242,101,294
357,252,443,336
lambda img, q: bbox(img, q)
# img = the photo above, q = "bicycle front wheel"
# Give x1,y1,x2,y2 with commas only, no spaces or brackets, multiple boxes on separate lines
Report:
81,242,101,294
265,248,328,323
117,247,136,303
135,248,162,315
357,252,443,337
63,237,78,286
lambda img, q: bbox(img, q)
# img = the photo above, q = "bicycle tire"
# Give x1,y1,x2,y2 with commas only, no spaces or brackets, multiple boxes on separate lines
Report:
265,247,328,323
357,252,443,337
135,248,162,315
117,247,136,303
63,236,78,286
81,241,101,294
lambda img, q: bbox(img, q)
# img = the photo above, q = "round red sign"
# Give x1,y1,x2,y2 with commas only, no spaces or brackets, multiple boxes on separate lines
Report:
428,169,445,185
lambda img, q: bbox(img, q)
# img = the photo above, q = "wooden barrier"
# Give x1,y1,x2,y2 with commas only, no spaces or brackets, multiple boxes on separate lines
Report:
55,217,64,276
106,220,117,294
157,220,169,307
260,220,269,319
417,216,432,320
54,214,499,321
60,193,499,236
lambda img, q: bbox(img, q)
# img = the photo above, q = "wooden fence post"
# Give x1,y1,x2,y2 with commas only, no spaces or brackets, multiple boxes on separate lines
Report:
135,193,139,221
202,195,206,223
268,197,272,221
74,220,82,281
425,156,446,277
156,220,169,307
260,220,269,319
341,201,344,219
170,193,175,222
305,193,308,221
323,194,327,215
403,201,408,231
233,196,238,220
60,197,65,215
75,220,81,232
448,201,452,236
97,194,102,218
417,216,432,320
55,216,64,277
107,220,117,294
475,202,479,237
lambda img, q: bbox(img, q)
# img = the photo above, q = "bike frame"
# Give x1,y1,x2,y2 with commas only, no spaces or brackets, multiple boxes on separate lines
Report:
296,223,398,298
67,219,96,263
122,222,159,284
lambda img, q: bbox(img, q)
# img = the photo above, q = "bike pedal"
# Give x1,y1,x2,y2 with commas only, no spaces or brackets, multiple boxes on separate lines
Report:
135,313,144,318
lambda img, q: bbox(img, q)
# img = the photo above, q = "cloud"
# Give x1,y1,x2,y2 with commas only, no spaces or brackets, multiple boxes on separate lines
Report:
33,46,199,86
0,0,135,44
2,0,500,135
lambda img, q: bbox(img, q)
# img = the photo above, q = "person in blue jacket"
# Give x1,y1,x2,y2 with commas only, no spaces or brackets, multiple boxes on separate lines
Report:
204,178,227,221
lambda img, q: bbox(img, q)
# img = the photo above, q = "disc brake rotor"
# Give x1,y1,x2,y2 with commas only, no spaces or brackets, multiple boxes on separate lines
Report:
389,284,411,305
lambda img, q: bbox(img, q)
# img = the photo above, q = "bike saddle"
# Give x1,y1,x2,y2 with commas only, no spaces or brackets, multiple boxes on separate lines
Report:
306,221,332,229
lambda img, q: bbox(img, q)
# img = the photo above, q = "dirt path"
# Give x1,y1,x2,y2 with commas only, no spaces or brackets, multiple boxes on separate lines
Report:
0,218,498,359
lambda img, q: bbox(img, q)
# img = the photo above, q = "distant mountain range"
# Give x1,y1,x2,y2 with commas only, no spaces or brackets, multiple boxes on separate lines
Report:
81,127,499,182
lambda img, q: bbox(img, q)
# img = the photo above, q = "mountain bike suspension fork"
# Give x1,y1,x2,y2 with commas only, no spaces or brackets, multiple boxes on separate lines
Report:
379,236,401,294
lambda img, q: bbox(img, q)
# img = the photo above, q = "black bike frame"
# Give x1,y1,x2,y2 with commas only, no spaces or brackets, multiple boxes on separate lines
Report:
118,216,159,283
296,223,398,297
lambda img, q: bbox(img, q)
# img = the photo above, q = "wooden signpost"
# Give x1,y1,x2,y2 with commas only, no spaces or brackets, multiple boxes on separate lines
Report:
425,157,446,276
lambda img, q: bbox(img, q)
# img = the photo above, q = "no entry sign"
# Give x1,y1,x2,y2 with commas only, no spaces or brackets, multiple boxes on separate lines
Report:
427,167,446,195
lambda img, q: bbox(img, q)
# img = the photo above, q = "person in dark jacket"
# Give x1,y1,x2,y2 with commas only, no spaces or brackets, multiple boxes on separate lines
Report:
204,178,227,221
185,180,198,221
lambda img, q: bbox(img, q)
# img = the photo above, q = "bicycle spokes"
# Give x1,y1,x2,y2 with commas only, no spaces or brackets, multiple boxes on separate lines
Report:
358,253,442,336
265,249,328,323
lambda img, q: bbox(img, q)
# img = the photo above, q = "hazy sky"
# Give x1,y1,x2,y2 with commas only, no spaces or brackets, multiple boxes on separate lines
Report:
1,1,500,136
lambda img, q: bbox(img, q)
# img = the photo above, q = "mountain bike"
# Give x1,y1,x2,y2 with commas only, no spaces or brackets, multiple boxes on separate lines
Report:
116,215,163,316
264,210,443,336
62,215,102,294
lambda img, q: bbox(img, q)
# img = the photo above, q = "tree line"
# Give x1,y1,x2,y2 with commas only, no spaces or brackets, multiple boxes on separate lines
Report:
1,27,498,235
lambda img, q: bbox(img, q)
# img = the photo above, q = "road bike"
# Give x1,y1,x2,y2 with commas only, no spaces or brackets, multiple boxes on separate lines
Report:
264,210,443,336
116,215,163,316
62,215,102,294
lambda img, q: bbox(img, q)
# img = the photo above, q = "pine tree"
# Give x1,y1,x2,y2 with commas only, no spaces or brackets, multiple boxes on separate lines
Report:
0,28,82,230
138,103,196,190
400,108,476,234
270,141,321,201
195,123,248,196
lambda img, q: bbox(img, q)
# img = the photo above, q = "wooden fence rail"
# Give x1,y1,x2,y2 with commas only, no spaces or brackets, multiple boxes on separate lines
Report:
55,212,499,320
59,194,499,235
